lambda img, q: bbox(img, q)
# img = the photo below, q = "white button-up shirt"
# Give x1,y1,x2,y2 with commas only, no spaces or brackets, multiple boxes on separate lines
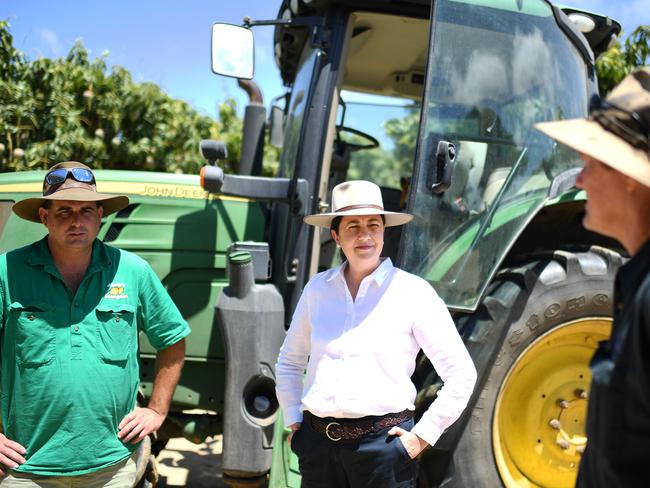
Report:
275,258,477,446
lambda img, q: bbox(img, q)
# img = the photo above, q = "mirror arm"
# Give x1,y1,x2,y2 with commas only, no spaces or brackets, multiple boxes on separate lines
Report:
222,176,309,215
243,16,325,29
243,15,329,48
203,172,309,215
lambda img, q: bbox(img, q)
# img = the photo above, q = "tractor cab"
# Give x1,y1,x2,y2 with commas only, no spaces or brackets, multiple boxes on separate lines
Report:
209,0,617,310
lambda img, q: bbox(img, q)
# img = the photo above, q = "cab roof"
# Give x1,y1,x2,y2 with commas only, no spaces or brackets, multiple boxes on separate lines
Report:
271,0,620,87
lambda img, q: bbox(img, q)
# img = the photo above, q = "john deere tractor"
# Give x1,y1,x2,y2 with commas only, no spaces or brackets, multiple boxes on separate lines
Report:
205,1,623,487
0,0,623,486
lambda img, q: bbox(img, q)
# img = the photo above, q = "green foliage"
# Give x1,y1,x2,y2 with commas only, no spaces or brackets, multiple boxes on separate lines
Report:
0,20,269,175
383,108,419,175
347,146,400,188
346,108,418,189
596,25,650,96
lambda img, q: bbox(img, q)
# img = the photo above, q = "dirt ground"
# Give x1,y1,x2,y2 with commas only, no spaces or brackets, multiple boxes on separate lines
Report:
156,435,228,488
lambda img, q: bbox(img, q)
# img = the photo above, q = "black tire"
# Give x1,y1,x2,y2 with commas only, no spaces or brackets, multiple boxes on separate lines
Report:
442,246,623,487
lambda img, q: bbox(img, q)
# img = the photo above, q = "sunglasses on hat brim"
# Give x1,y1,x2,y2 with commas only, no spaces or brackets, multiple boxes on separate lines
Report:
45,167,96,186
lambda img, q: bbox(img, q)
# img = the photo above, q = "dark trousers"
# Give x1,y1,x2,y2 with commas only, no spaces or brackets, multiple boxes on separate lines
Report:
291,416,417,488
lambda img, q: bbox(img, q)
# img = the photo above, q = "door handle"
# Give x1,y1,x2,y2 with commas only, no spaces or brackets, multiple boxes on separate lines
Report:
431,140,456,195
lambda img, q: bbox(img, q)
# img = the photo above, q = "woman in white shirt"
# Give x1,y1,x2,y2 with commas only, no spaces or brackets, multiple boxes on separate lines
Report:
275,180,477,488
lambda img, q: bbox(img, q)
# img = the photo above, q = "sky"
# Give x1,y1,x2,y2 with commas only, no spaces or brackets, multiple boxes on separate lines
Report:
2,0,649,120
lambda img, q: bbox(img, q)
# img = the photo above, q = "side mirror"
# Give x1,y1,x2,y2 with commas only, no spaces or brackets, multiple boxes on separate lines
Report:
211,23,254,79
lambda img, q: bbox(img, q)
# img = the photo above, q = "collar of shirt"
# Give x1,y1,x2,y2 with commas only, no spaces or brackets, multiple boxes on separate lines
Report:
609,238,650,358
615,238,650,305
325,257,395,288
27,237,112,278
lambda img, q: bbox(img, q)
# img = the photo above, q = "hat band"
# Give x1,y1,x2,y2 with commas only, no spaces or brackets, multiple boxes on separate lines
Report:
335,204,384,213
589,94,650,153
593,113,650,153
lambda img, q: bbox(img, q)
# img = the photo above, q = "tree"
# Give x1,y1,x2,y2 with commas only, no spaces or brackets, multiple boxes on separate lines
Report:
0,21,278,175
596,25,649,96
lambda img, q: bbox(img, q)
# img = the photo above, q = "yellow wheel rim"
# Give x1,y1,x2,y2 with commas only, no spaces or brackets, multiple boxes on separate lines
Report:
493,318,611,488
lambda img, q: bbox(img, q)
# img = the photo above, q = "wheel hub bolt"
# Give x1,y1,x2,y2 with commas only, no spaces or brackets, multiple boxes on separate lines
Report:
558,399,570,409
549,419,561,430
575,389,588,399
556,439,570,449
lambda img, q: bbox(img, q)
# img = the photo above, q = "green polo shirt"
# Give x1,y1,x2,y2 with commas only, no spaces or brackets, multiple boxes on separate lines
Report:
0,237,190,476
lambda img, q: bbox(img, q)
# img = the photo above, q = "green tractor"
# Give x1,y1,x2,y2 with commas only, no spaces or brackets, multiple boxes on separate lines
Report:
205,0,623,487
0,0,624,487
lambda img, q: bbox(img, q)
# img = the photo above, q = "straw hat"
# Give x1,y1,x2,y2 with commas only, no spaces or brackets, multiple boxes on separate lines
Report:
535,67,650,187
304,180,413,228
12,161,129,223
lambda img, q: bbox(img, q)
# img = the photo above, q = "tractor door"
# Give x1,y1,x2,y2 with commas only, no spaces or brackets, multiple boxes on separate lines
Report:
399,2,611,485
309,9,430,274
268,7,349,322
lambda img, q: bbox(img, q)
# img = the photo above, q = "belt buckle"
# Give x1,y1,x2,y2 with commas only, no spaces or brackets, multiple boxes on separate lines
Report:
325,421,342,441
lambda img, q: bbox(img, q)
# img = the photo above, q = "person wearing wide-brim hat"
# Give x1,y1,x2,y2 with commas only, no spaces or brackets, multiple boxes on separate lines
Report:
0,161,190,484
275,180,477,487
12,161,130,223
536,68,650,488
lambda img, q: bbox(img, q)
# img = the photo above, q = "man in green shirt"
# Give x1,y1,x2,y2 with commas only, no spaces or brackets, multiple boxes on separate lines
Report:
0,161,190,486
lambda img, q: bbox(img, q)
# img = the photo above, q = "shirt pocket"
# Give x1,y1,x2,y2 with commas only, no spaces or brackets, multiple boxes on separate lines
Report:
9,302,56,368
95,303,136,363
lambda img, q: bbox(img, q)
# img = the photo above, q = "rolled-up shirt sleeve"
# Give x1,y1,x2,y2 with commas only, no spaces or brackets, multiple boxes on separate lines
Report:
137,261,191,350
275,283,312,426
411,288,477,447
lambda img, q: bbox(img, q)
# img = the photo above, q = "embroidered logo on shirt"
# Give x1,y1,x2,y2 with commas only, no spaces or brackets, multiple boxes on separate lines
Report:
105,283,128,299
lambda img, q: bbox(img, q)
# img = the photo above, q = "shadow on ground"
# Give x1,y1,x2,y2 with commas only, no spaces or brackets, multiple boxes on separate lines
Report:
156,436,228,488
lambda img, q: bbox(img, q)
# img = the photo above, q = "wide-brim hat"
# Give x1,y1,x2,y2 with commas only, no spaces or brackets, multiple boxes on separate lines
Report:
304,180,413,228
535,67,650,187
12,161,129,223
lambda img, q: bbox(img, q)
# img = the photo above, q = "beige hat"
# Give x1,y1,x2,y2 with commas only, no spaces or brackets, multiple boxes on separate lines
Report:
304,180,413,228
535,67,650,187
12,161,129,223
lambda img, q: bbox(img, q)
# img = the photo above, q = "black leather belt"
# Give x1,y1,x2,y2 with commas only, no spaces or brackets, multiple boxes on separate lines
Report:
304,409,413,442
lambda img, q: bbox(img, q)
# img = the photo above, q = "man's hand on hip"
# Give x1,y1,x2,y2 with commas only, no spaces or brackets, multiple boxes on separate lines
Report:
118,340,185,445
118,407,165,444
0,433,26,475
